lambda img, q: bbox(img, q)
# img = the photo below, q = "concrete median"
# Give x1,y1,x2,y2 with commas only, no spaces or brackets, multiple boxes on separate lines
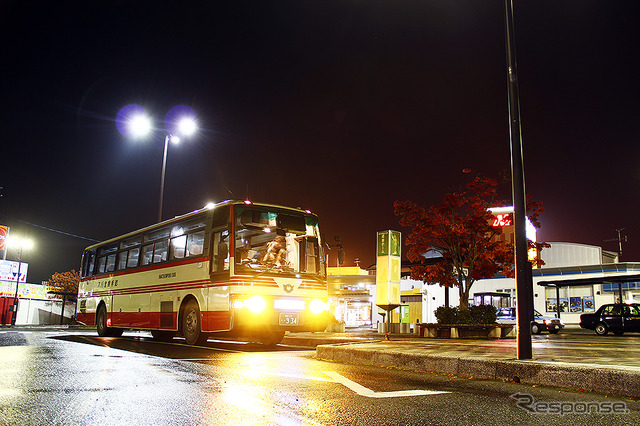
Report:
316,341,640,398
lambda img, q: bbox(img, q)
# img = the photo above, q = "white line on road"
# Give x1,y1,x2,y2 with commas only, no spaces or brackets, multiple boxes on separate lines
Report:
324,371,450,398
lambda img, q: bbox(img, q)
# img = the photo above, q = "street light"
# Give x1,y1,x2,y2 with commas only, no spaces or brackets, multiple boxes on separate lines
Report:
116,105,198,222
6,236,33,326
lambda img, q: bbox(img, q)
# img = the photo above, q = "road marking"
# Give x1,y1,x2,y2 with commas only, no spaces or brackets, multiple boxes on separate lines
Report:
324,371,449,398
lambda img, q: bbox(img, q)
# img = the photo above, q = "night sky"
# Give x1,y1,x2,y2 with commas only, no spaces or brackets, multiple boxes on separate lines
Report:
2,1,639,284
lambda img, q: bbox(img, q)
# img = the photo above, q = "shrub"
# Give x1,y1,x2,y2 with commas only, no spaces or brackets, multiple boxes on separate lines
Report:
434,304,497,324
469,304,497,324
434,306,458,324
456,309,474,324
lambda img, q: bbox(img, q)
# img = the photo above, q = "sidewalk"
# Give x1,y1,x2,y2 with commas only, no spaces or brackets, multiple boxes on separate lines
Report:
283,330,640,399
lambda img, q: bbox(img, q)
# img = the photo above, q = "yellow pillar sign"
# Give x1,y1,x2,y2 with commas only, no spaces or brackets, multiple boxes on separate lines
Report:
376,230,401,308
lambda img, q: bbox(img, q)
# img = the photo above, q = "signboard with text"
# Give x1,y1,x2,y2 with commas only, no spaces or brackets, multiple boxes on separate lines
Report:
0,281,46,299
376,230,401,309
0,259,28,283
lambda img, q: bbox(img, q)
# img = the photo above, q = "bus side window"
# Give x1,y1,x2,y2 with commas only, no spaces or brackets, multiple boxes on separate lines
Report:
187,231,205,256
213,206,230,228
212,231,229,272
106,254,116,272
116,251,127,270
141,244,154,266
82,251,95,277
127,248,140,268
153,240,168,263
171,235,187,259
97,256,106,274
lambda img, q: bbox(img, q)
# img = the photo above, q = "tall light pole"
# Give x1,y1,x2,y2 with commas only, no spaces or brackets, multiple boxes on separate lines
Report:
117,105,198,223
158,133,179,223
6,236,33,326
504,0,533,359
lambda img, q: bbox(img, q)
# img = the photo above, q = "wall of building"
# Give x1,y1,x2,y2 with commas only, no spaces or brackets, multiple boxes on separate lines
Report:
540,242,606,268
15,298,76,325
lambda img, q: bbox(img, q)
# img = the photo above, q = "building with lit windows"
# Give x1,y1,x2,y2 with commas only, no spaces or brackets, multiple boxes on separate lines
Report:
326,266,375,327
327,206,636,328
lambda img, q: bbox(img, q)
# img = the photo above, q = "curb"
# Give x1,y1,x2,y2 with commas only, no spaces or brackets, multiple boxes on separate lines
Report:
316,343,640,399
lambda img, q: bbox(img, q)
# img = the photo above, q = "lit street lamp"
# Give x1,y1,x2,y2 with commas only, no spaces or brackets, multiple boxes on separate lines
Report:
6,236,33,326
117,105,198,222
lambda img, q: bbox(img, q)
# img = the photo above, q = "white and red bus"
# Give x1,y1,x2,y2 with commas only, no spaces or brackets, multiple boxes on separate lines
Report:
77,200,329,345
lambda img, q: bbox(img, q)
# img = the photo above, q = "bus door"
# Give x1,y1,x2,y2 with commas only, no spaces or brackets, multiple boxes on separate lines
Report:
207,206,231,331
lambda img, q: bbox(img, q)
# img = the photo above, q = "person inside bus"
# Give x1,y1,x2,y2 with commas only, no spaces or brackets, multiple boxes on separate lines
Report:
213,232,229,271
262,236,287,268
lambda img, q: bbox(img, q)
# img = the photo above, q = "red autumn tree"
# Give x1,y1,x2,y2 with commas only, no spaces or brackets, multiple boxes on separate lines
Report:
395,171,521,310
47,270,80,299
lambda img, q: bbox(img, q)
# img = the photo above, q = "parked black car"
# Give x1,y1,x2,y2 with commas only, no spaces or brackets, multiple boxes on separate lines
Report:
580,303,640,335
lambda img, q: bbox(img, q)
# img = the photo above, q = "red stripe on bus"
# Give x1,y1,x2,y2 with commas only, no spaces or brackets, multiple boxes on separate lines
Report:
79,279,212,297
81,281,284,298
79,310,231,332
80,256,209,282
80,280,325,298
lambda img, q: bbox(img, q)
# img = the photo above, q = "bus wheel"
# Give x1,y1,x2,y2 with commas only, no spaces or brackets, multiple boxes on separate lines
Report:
151,330,175,342
109,328,123,337
182,300,207,345
259,330,285,347
96,305,123,337
96,305,108,337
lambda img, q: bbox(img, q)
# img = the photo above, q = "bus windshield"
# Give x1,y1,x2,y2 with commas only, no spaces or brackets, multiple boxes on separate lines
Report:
234,206,323,276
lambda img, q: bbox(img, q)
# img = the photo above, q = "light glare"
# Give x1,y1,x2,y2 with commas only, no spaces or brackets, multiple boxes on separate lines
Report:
178,117,197,136
165,105,197,136
244,296,267,314
7,237,33,250
129,114,152,138
309,299,328,314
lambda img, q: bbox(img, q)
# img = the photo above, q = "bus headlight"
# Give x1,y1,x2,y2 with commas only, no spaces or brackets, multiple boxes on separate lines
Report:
308,299,328,315
244,296,267,314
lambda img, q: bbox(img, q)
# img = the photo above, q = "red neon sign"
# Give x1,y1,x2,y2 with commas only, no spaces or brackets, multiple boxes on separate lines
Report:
492,214,512,227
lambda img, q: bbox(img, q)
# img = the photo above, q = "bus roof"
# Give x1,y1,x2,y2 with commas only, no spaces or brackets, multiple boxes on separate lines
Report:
82,200,318,252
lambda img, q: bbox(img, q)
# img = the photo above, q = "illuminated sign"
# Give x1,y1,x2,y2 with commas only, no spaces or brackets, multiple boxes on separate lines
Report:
0,281,46,298
0,226,7,250
376,230,401,308
492,214,512,227
0,260,28,283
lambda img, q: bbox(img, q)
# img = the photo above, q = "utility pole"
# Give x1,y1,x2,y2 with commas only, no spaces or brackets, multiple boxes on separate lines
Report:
604,228,628,260
504,0,533,360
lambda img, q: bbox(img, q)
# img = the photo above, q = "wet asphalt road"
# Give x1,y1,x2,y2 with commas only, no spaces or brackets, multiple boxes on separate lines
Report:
1,329,639,425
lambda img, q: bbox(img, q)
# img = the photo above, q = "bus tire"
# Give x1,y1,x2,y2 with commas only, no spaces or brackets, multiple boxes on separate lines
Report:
182,299,207,345
259,330,285,347
96,305,123,337
109,328,123,337
96,305,108,337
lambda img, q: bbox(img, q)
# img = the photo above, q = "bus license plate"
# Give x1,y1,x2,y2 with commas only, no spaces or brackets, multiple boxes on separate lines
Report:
279,313,299,326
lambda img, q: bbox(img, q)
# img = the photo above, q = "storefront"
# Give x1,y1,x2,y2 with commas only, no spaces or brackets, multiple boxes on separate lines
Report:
538,270,640,322
327,266,376,327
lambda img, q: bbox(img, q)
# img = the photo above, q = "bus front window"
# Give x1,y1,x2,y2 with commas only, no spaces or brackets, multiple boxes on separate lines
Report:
234,206,323,276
